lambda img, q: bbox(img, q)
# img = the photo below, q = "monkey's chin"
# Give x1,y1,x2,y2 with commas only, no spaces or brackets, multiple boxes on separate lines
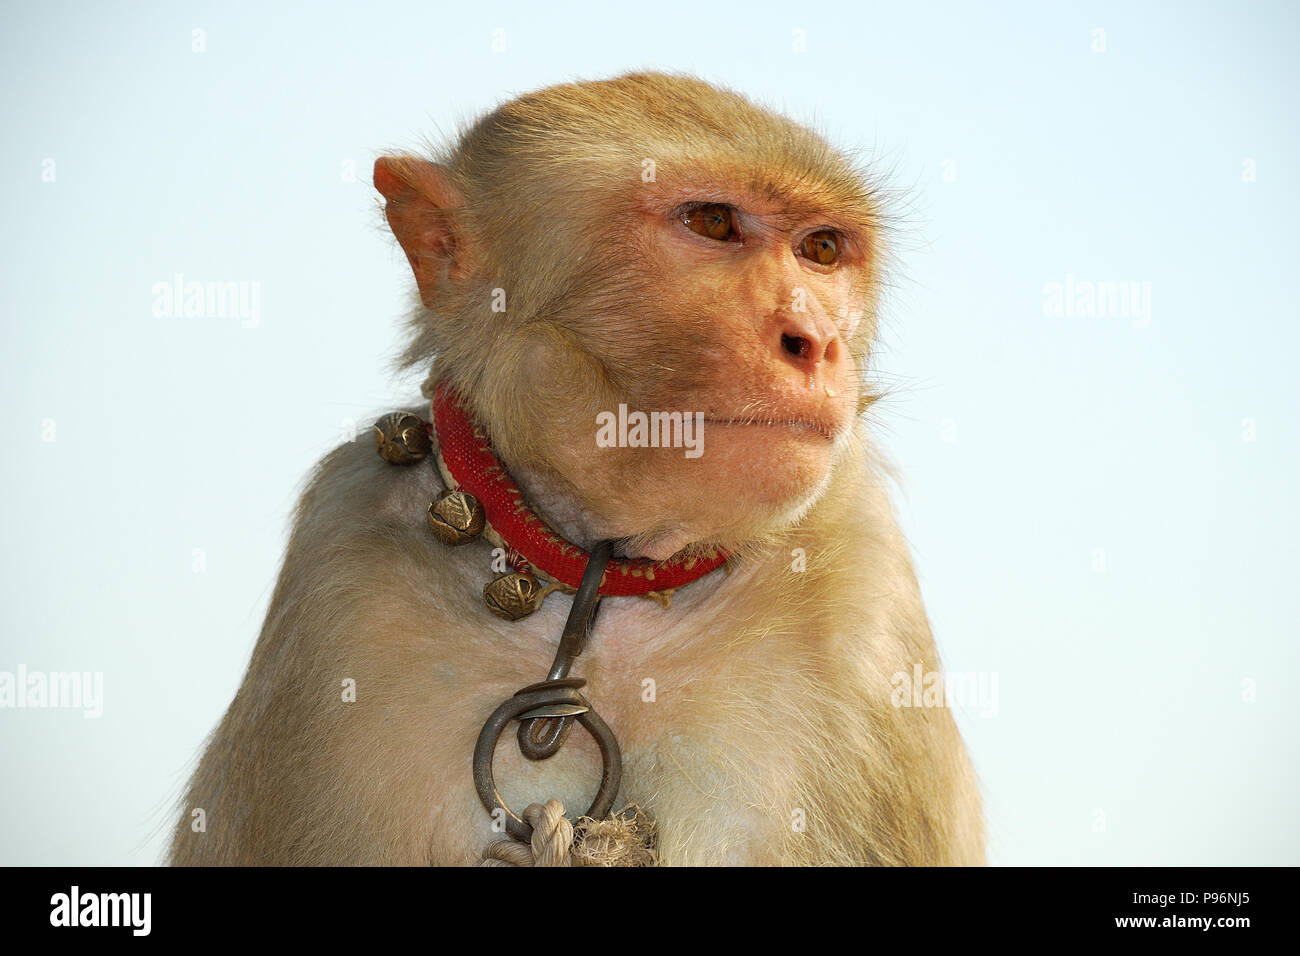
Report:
625,426,838,562
703,419,839,504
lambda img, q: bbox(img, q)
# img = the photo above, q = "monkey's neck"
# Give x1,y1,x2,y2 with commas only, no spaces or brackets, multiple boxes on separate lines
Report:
430,384,728,592
496,464,680,562
505,466,609,551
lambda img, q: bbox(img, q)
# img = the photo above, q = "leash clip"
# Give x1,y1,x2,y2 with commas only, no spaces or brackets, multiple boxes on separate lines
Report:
472,542,623,842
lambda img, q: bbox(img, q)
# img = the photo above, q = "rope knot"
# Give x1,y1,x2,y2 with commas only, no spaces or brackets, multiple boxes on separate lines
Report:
477,801,656,867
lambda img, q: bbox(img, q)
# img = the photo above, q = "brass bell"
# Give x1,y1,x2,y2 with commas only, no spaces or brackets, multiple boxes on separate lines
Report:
483,571,544,621
373,412,432,465
427,489,485,545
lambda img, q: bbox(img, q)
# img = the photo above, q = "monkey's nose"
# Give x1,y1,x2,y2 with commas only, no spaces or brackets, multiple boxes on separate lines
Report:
777,321,841,373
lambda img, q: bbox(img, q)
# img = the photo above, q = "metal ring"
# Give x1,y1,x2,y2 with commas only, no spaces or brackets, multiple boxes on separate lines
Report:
473,686,622,842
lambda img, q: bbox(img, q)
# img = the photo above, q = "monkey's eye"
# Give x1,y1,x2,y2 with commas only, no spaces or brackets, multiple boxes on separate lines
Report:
800,230,840,266
680,203,737,241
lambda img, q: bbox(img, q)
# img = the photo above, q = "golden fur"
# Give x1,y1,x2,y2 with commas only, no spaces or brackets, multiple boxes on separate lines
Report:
169,72,983,866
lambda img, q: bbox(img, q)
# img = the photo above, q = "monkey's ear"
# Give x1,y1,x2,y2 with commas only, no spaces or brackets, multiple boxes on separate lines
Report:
373,156,475,304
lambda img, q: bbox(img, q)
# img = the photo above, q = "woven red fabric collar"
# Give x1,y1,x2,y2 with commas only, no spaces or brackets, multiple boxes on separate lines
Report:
431,384,727,597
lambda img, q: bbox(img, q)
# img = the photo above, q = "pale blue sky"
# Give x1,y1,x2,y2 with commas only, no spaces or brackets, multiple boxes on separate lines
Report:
2,0,1296,865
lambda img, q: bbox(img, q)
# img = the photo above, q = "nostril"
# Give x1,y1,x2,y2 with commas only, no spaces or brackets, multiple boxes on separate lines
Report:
782,333,811,359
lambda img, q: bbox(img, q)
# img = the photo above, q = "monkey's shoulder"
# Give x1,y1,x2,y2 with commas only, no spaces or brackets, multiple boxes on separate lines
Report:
275,408,493,615
289,406,438,548
256,412,497,656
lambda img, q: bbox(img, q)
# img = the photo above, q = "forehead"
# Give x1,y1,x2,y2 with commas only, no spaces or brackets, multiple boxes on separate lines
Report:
473,77,882,231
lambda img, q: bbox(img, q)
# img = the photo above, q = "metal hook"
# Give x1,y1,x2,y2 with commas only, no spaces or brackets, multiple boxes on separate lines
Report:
516,540,612,760
472,540,623,841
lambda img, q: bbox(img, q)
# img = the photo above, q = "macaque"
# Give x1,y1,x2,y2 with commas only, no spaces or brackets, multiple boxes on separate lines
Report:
169,72,984,866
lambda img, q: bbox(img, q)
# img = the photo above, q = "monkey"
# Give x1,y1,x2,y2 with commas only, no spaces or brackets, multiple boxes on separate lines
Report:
168,72,984,866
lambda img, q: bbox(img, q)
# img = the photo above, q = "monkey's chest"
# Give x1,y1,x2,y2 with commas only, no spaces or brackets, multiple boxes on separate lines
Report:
426,614,806,866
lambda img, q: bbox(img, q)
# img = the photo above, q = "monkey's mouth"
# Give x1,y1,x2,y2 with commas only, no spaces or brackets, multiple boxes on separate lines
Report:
703,417,836,441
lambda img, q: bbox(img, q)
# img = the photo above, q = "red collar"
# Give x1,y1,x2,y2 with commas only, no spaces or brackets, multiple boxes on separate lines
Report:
431,383,727,597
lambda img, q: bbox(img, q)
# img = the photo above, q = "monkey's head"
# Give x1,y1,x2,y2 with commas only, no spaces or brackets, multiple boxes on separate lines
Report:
374,73,885,562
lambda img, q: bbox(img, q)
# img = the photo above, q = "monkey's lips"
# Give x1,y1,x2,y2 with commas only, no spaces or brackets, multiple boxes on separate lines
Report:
702,416,837,441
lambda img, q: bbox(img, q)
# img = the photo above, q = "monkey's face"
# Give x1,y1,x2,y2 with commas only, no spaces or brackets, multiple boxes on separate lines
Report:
519,184,876,561
375,120,881,562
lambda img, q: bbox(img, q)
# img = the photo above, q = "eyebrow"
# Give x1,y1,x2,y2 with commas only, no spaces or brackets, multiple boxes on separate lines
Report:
640,168,880,237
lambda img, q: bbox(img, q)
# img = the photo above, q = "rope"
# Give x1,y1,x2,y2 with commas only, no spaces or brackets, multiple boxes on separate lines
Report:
477,800,657,867
478,800,574,867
